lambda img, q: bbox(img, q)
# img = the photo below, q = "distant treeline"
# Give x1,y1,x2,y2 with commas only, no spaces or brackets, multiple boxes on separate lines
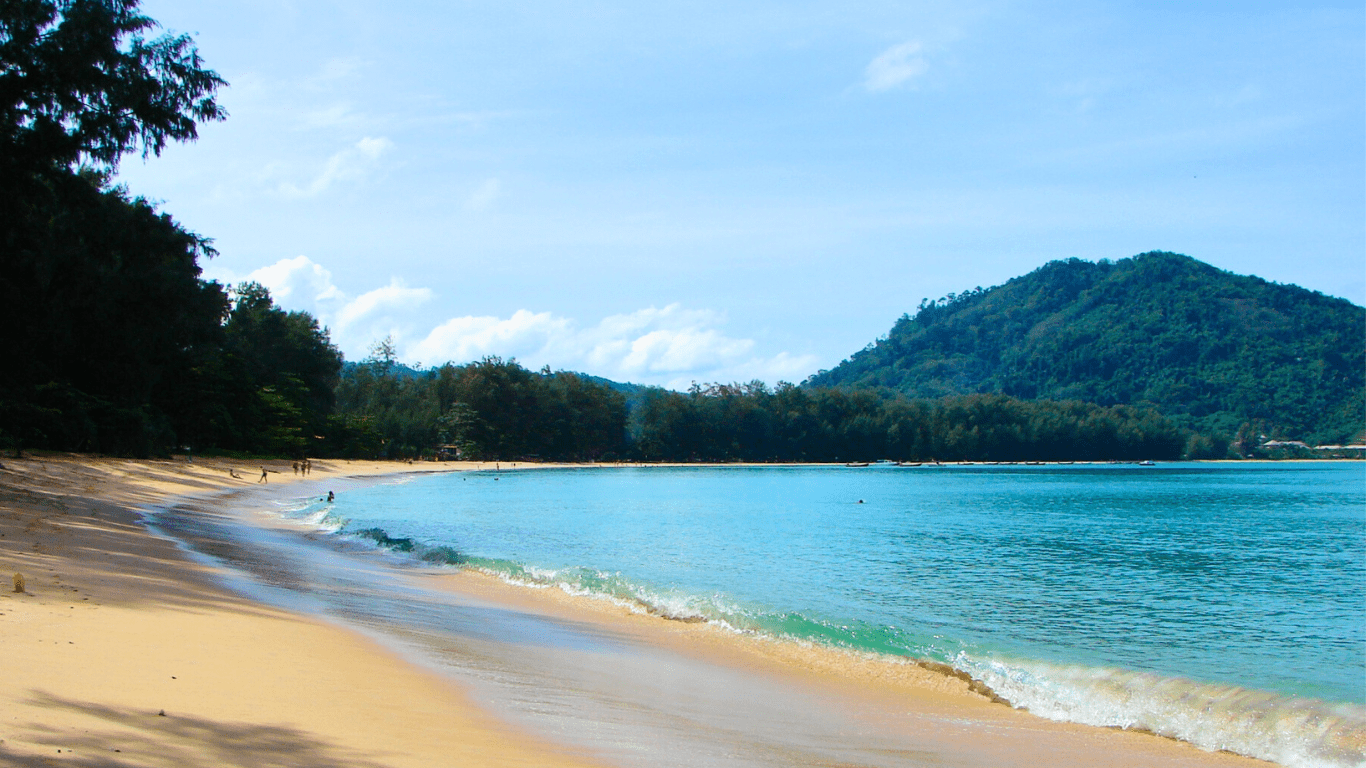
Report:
331,358,1192,462
333,351,627,461
631,382,1189,462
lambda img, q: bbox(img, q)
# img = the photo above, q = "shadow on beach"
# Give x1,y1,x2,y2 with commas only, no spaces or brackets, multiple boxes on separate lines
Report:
10,691,388,768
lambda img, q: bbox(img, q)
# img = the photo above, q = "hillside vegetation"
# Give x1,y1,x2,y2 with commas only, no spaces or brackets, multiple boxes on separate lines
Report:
807,252,1364,445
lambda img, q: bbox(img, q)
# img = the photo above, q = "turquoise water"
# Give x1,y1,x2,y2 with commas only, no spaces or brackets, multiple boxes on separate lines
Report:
311,462,1365,766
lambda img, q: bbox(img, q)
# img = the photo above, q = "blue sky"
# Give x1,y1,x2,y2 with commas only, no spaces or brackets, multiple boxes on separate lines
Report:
117,0,1364,388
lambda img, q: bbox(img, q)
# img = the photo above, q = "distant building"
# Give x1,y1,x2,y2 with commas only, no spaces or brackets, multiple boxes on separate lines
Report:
1261,440,1309,449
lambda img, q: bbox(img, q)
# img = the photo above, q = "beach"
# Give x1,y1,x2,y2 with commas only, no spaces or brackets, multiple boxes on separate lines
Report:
0,455,599,767
0,455,1289,767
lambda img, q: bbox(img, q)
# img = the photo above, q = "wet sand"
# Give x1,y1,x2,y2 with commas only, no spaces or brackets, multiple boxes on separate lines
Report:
0,455,1274,767
413,568,1275,768
0,455,599,767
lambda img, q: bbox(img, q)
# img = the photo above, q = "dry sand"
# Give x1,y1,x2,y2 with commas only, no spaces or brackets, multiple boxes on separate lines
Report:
0,454,1274,767
0,454,599,768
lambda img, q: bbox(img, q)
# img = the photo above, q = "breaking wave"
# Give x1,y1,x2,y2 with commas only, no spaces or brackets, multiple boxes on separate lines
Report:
266,505,1365,768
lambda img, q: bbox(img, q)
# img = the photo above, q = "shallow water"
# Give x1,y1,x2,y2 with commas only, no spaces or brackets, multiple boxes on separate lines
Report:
317,462,1365,767
147,462,1366,768
145,483,996,768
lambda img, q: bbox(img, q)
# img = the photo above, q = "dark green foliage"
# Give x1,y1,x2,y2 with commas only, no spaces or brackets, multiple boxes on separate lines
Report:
0,0,226,175
0,0,344,458
335,358,1182,463
334,357,629,461
630,385,1184,462
0,0,237,456
808,253,1365,445
214,282,341,455
0,170,228,455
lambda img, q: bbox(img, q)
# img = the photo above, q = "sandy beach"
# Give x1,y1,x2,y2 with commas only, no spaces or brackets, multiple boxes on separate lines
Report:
0,454,1278,767
0,455,600,767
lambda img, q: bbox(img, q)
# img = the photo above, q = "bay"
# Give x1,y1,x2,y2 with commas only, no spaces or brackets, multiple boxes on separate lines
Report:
249,460,1366,767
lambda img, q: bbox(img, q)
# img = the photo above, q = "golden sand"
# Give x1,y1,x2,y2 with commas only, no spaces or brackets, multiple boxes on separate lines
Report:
0,455,598,767
0,454,1273,767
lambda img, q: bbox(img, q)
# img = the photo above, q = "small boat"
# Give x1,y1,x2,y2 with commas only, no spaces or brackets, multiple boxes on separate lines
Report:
898,462,922,467
845,462,870,468
1138,460,1156,466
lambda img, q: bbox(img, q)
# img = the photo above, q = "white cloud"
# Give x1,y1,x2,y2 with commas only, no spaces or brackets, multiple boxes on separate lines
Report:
334,279,433,331
863,41,928,92
414,309,572,362
410,303,819,388
205,258,820,387
277,136,393,198
207,255,432,356
240,255,345,303
299,102,358,130
466,178,502,211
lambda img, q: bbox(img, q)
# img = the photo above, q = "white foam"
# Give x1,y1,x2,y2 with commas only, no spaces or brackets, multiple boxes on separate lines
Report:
957,654,1366,768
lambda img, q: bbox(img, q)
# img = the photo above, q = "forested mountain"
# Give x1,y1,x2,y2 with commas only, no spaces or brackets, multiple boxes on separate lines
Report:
807,253,1365,444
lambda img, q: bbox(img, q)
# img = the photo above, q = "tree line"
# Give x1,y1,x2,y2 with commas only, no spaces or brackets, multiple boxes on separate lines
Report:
332,350,627,461
330,360,1191,462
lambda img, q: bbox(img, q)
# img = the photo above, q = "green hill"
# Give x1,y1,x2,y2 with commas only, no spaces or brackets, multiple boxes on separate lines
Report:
806,252,1365,445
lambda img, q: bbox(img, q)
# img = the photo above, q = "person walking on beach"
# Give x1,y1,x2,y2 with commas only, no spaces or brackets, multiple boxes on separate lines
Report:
292,461,299,475
258,466,268,483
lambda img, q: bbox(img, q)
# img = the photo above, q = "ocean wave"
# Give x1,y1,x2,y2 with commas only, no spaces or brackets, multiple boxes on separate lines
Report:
472,561,745,625
956,654,1366,768
265,496,347,531
311,519,1364,768
438,557,1366,768
349,527,467,566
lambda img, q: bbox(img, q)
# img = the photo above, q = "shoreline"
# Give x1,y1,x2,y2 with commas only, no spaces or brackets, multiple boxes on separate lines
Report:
414,565,1285,768
0,454,1297,766
0,454,602,767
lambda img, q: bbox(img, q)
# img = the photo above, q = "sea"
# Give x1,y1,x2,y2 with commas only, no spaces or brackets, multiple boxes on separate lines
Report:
148,461,1366,768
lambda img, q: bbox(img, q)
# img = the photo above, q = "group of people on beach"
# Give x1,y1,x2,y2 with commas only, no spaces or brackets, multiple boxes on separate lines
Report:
251,459,314,483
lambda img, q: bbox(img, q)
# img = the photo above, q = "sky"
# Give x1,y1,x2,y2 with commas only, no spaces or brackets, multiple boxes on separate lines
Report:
116,0,1365,389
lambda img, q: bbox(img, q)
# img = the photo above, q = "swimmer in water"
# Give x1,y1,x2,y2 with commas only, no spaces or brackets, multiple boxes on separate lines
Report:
326,491,335,503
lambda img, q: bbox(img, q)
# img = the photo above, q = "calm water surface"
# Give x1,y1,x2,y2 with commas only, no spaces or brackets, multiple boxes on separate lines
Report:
331,462,1363,706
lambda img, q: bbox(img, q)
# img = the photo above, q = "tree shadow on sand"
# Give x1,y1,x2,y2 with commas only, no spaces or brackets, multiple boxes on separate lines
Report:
9,691,392,768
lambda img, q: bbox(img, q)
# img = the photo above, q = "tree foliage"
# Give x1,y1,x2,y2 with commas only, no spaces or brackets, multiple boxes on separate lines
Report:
0,170,228,454
334,359,1186,463
0,0,226,174
629,383,1184,462
807,252,1365,445
0,1,351,457
334,357,628,461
